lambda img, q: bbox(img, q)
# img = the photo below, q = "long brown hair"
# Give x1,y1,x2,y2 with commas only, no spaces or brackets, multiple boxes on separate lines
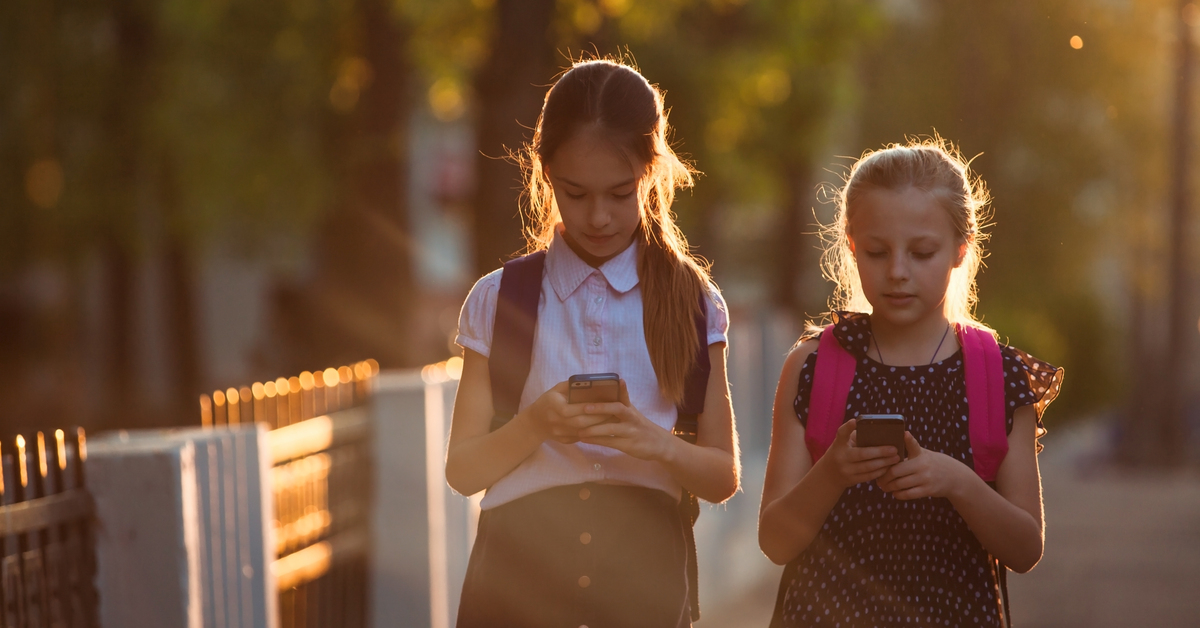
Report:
521,58,712,403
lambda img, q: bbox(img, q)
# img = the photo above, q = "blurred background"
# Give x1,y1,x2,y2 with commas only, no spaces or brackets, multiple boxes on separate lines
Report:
2,0,1199,624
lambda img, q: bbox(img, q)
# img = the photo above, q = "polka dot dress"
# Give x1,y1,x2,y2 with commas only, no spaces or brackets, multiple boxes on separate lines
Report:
776,312,1063,628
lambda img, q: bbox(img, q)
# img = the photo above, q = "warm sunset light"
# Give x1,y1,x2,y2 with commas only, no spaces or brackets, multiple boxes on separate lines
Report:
3,3,1197,627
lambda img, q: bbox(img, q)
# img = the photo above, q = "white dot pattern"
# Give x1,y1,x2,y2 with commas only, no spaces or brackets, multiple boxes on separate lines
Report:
780,312,1063,627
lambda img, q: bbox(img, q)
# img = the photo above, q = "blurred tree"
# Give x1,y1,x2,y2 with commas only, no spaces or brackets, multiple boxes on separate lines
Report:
470,0,558,274
0,0,421,429
851,0,1175,423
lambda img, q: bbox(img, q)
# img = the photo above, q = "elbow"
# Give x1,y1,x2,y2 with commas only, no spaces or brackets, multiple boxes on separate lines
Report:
697,468,739,505
1007,542,1043,574
1002,530,1044,574
757,530,797,566
444,458,481,497
757,506,801,566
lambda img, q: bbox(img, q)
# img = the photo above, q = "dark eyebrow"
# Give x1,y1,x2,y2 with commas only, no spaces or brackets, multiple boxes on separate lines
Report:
555,175,637,190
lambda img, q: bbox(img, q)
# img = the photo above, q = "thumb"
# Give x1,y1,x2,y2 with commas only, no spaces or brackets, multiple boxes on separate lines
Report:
904,431,922,458
836,418,857,445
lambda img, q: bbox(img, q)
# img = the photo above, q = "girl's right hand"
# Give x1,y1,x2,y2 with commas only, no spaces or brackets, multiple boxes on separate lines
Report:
522,381,614,444
815,418,902,489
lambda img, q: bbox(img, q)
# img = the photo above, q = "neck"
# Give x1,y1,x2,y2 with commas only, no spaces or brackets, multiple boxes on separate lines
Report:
560,229,635,268
868,310,957,366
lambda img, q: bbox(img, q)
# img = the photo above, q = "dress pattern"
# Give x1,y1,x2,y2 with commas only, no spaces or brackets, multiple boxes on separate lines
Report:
777,312,1063,627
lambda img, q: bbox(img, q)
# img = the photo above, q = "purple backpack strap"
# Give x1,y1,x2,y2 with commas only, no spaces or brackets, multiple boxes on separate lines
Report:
488,250,546,430
804,325,858,462
958,324,1009,482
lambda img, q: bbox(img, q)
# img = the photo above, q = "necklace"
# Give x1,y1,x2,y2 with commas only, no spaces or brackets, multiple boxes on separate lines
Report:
872,323,952,366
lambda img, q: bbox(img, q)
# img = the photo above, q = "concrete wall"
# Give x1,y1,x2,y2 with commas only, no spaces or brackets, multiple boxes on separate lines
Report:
88,425,276,628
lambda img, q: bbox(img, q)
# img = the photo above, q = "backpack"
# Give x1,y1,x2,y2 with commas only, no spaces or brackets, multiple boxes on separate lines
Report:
805,322,1009,481
487,249,710,622
770,321,1013,628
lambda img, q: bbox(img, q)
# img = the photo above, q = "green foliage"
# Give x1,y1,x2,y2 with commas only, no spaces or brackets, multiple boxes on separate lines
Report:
850,0,1175,419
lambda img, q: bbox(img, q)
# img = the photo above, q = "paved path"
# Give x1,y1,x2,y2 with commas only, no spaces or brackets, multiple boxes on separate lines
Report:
701,419,1200,627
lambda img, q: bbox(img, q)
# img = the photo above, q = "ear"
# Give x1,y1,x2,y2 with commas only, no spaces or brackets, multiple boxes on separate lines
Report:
847,235,857,254
953,240,969,268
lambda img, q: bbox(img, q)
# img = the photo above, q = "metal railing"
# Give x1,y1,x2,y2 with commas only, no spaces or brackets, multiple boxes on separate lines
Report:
201,360,377,628
0,428,96,628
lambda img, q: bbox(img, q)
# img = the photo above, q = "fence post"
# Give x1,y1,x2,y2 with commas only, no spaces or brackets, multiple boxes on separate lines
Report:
88,438,202,628
367,369,471,628
367,371,432,628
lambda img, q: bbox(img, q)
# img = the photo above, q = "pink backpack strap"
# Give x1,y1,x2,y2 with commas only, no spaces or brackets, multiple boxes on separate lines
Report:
958,324,1009,482
805,325,858,462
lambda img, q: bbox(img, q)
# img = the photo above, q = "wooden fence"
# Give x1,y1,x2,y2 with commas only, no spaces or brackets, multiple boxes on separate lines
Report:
200,360,377,628
0,428,96,628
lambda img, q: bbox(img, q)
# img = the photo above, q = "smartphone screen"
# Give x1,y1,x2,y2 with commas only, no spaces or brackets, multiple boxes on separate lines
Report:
856,414,907,458
568,373,621,404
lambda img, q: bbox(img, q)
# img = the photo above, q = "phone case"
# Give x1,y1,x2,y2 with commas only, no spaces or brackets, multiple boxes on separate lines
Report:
568,373,620,404
856,414,907,458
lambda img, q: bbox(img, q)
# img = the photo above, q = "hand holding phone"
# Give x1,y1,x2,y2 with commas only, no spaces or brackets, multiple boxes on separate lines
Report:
855,414,907,460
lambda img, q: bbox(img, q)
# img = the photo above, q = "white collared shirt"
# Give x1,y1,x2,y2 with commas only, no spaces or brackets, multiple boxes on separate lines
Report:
455,229,729,509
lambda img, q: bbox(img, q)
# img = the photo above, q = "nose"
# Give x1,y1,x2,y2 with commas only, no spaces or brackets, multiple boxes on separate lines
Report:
587,197,612,229
887,251,909,282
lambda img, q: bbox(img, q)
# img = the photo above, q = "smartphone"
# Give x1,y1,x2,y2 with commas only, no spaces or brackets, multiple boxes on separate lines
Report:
568,373,621,404
856,414,907,458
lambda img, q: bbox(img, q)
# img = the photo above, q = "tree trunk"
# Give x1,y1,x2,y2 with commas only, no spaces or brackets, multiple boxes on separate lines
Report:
1161,0,1194,465
276,0,416,372
471,0,557,275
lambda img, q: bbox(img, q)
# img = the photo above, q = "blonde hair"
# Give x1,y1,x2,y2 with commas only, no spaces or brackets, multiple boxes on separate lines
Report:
521,58,711,403
816,136,993,332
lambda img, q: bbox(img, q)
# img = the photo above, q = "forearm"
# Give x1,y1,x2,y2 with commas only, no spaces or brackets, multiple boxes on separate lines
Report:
949,473,1044,572
758,461,845,565
660,437,739,503
445,412,545,496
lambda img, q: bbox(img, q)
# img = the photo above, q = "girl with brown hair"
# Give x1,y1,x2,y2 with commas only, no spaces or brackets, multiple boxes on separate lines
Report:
446,58,738,628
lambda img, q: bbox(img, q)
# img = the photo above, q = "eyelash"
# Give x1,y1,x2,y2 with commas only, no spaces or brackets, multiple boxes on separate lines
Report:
865,251,936,259
563,191,635,201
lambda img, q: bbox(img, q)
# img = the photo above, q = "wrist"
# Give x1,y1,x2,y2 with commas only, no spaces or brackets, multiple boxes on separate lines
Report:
945,458,978,502
511,408,548,445
656,430,682,465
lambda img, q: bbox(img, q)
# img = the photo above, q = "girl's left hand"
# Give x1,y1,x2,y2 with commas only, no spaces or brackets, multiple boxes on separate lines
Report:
876,432,973,500
576,380,675,462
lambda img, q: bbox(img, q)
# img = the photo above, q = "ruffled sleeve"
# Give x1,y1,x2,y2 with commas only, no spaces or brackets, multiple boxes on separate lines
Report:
454,269,503,358
704,282,731,346
1000,345,1064,443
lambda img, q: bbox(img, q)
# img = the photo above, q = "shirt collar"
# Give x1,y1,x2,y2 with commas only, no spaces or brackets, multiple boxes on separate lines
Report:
546,227,640,301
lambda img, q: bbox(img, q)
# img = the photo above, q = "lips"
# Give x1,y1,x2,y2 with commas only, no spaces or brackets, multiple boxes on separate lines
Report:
584,233,616,246
883,293,916,305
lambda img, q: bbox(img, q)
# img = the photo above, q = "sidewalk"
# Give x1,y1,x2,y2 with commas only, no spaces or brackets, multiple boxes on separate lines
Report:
701,418,1200,627
1007,419,1200,627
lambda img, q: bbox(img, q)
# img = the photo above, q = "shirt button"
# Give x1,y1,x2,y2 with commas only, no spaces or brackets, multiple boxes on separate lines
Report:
592,337,601,346
594,297,603,304
579,487,591,500
593,463,602,471
580,532,592,545
578,575,591,588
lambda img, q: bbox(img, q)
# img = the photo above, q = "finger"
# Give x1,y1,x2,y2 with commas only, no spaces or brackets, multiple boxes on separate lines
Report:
848,445,899,461
582,401,631,419
618,379,632,405
835,418,857,443
904,431,922,458
891,486,928,501
565,413,612,430
577,423,626,440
